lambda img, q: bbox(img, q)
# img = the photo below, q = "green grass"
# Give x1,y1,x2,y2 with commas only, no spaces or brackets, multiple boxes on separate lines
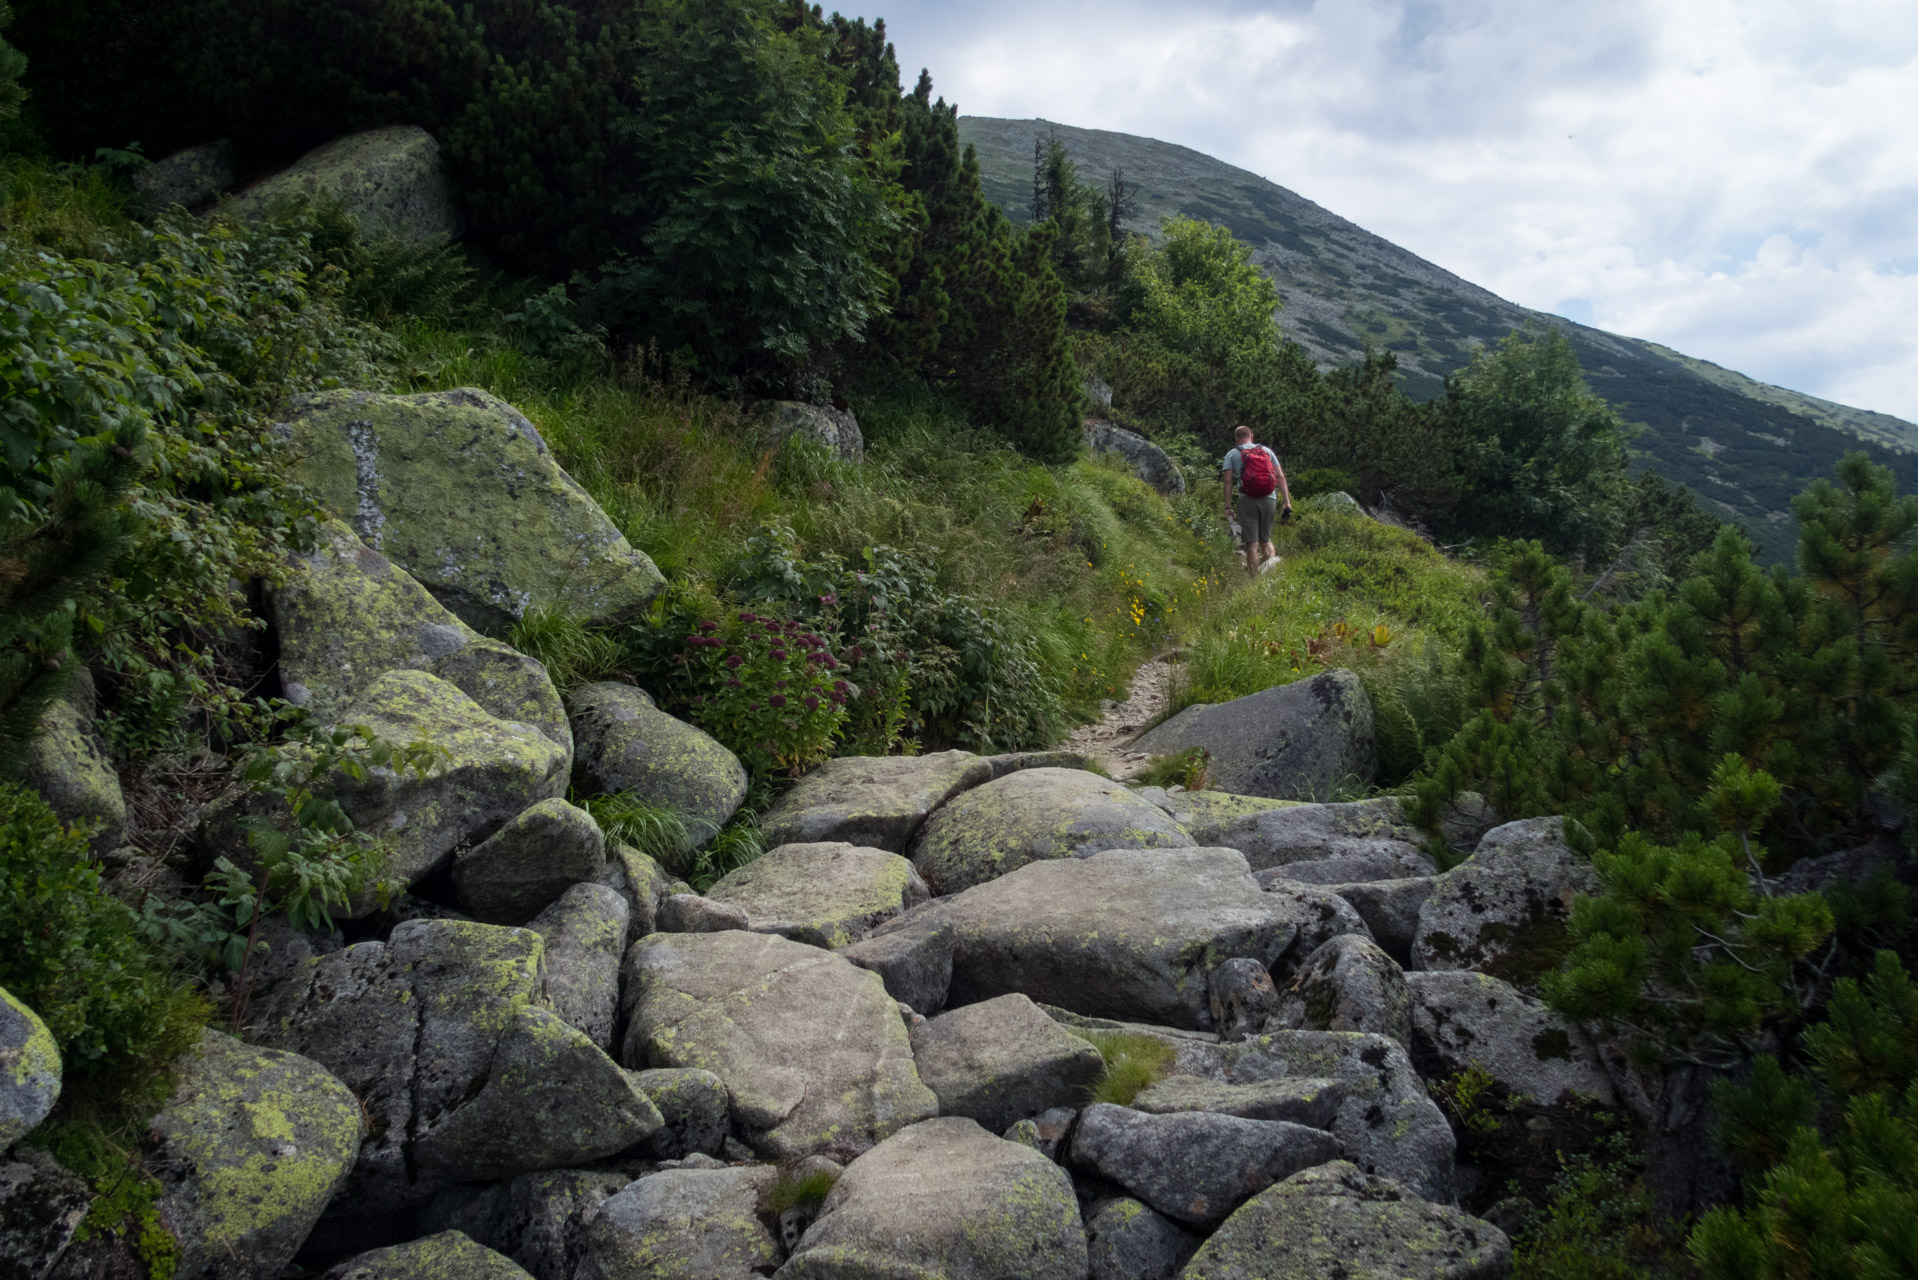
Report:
1132,748,1212,790
1074,1029,1178,1105
766,1165,839,1214
1172,506,1483,784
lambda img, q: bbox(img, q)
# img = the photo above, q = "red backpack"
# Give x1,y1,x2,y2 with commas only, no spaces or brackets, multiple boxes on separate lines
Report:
1238,445,1278,498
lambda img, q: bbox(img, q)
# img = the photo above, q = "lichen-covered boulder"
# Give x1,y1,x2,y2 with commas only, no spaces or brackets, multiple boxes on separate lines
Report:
1208,957,1279,1043
1129,1075,1348,1130
909,994,1104,1133
835,907,955,1014
270,519,570,753
569,683,748,851
920,847,1298,1030
1273,935,1413,1052
455,798,607,925
573,1165,779,1280
706,842,928,948
596,842,676,943
235,126,463,244
1406,971,1615,1106
1180,1161,1511,1280
320,1230,534,1280
147,1030,362,1280
0,1149,89,1279
908,768,1194,895
631,1068,730,1160
1329,877,1439,966
0,987,59,1149
1139,789,1300,849
527,883,628,1050
277,389,663,633
327,671,568,905
760,751,992,851
1045,1012,1455,1203
134,139,235,212
777,1116,1087,1280
19,677,125,854
1084,420,1186,495
1130,671,1376,801
1150,792,1429,881
1087,1197,1198,1280
656,893,749,934
250,919,660,1213
1070,1104,1338,1229
421,1170,631,1280
1411,818,1601,982
620,930,937,1161
1257,881,1373,979
750,400,865,463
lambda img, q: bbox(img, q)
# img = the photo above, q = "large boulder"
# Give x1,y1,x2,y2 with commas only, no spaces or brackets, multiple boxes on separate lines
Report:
1182,1163,1510,1280
568,683,748,852
759,751,992,851
1273,934,1413,1052
319,671,568,905
1411,818,1601,982
706,842,928,948
277,388,663,633
1139,789,1300,849
777,1116,1087,1280
1130,671,1376,801
1175,797,1436,882
1259,881,1374,979
1069,1103,1339,1228
148,1031,362,1280
18,676,125,854
572,1165,779,1280
269,519,571,753
921,847,1299,1030
133,139,235,212
1045,1013,1455,1203
0,987,59,1150
1329,877,1439,966
320,1231,533,1280
249,919,660,1214
836,908,955,1014
420,1169,631,1280
1085,1197,1200,1280
234,126,463,244
749,401,865,463
1084,420,1186,495
630,1068,730,1160
1129,1075,1348,1130
619,930,937,1161
908,768,1194,895
1406,971,1615,1107
0,1150,89,1280
909,993,1105,1132
527,883,629,1051
454,798,607,925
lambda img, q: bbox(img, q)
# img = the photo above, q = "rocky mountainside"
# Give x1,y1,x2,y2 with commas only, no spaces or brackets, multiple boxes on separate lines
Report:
960,116,1918,562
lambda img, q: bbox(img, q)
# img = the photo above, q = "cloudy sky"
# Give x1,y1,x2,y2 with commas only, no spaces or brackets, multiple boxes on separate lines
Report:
851,0,1918,423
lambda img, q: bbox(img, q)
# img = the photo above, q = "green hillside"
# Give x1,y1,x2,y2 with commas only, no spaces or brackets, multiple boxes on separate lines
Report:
959,116,1918,562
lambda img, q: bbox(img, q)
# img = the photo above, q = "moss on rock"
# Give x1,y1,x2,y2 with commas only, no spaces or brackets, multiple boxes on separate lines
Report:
0,986,60,1150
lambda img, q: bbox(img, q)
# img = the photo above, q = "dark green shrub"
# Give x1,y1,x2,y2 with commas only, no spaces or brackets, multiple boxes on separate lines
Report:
0,780,204,1075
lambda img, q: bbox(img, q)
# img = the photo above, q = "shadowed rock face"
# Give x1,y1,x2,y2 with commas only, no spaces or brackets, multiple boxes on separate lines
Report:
1131,671,1376,801
277,387,663,634
907,767,1193,894
233,125,464,245
1411,817,1601,983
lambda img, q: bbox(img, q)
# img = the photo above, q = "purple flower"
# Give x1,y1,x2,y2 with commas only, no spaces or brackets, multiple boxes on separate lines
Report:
828,691,846,707
769,694,788,708
690,695,705,706
726,677,742,688
770,649,788,662
725,654,744,668
697,620,719,633
765,621,782,634
804,695,821,711
833,679,850,693
819,593,838,606
775,679,789,690
739,612,759,623
847,646,865,661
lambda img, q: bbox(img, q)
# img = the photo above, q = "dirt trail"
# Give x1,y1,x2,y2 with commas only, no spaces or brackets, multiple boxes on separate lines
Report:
1059,653,1182,780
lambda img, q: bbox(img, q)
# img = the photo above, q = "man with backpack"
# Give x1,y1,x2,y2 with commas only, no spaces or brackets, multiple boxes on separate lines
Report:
1221,425,1292,575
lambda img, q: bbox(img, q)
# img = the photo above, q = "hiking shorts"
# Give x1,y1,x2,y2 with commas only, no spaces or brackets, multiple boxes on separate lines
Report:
1236,493,1277,545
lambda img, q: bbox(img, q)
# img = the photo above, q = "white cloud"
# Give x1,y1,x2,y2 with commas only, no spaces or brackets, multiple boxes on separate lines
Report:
858,0,1918,421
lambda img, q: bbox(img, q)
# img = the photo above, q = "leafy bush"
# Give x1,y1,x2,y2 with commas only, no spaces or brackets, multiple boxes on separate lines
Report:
0,780,204,1076
1511,1132,1687,1280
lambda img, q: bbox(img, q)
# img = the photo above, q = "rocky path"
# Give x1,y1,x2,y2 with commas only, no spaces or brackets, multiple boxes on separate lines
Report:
1059,651,1183,779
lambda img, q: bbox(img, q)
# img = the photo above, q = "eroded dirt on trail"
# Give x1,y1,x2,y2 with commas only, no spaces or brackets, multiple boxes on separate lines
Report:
1059,653,1182,780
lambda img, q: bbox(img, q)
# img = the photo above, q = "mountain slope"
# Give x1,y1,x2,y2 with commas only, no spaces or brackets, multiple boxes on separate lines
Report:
958,116,1918,562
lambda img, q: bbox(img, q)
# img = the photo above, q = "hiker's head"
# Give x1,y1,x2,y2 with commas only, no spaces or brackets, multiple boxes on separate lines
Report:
1235,425,1253,444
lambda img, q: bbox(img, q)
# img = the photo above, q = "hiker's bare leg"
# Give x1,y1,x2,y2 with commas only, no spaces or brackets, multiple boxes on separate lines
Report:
1243,543,1259,575
1259,540,1276,566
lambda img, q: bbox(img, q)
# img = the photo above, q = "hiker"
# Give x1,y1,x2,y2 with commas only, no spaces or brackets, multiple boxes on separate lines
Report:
1221,425,1291,575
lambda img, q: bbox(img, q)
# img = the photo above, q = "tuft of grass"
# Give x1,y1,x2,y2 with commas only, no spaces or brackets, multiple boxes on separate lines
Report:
1132,747,1211,791
689,813,766,893
509,606,626,693
577,790,690,868
1075,1029,1178,1106
766,1165,839,1215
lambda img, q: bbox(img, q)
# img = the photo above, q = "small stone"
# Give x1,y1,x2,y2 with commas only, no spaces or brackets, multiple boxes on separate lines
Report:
909,993,1104,1132
1329,877,1438,966
1208,958,1279,1043
1068,1103,1339,1228
1003,1106,1077,1162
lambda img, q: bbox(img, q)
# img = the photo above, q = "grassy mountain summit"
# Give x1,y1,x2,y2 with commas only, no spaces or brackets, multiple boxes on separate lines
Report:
959,116,1918,562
